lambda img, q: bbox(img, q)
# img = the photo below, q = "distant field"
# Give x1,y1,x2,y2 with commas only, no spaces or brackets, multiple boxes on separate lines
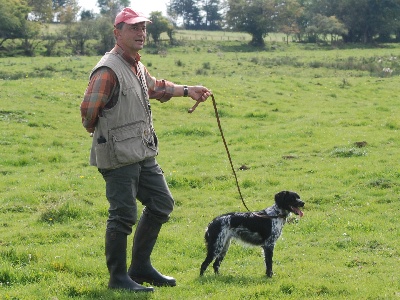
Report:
0,40,399,299
168,30,283,42
44,22,288,42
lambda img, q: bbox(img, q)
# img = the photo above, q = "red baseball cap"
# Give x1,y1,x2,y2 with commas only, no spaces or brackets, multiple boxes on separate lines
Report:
114,8,151,26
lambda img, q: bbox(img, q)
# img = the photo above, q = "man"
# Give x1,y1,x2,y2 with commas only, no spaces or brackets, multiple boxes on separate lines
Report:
80,7,211,292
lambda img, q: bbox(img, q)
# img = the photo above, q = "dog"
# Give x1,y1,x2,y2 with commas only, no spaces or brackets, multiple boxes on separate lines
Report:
200,191,304,277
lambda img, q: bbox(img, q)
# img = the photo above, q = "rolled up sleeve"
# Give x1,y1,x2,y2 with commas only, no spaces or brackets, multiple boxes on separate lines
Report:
144,67,175,102
80,68,116,133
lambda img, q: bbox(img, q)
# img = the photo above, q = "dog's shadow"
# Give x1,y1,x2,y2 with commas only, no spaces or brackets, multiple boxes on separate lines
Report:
196,273,274,286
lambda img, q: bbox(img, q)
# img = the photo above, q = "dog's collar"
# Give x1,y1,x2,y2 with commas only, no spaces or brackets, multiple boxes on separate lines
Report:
253,205,289,219
251,212,287,219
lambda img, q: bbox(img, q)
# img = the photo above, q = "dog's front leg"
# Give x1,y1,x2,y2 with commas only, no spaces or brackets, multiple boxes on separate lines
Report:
262,245,274,277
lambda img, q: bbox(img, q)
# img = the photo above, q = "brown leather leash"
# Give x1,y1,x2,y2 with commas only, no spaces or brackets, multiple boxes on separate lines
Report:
188,95,250,211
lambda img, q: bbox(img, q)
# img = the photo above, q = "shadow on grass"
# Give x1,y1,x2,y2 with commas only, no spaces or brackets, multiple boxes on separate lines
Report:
196,273,272,286
63,287,153,300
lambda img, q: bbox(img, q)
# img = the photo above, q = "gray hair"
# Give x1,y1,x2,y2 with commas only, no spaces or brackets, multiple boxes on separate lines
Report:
115,22,124,30
114,22,125,41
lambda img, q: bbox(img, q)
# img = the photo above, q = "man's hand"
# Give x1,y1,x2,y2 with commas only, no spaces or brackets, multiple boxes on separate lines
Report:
189,85,212,102
188,86,212,113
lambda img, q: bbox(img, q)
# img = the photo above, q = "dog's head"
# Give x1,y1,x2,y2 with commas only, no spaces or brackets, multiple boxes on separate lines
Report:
275,191,304,217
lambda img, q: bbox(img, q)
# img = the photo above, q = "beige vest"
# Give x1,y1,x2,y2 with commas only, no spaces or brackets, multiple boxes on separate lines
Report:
89,52,158,169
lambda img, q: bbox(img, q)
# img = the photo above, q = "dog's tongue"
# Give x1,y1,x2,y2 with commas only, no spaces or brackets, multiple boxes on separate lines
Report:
291,207,304,217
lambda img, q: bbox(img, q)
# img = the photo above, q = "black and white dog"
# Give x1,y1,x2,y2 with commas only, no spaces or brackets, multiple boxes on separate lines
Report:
200,191,304,277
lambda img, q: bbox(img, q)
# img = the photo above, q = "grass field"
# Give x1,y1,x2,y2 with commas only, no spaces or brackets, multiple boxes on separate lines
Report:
0,38,399,299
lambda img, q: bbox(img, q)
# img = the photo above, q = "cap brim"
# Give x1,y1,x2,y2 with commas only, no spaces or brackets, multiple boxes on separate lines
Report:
124,17,151,24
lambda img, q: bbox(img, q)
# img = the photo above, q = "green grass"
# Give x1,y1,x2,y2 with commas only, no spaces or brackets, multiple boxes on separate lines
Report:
0,40,400,299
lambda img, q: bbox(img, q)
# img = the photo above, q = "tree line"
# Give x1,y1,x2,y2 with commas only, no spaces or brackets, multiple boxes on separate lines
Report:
1,0,400,56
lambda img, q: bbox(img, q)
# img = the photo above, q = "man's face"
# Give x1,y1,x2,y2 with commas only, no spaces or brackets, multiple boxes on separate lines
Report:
116,22,147,53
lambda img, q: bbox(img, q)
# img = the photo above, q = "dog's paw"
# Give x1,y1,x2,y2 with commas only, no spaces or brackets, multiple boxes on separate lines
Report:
266,271,274,278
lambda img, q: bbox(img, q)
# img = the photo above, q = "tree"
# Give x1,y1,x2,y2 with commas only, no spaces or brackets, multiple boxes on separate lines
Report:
336,0,377,43
305,14,347,43
57,0,80,23
1,0,42,56
201,0,222,29
168,0,202,29
303,0,400,43
27,0,53,22
80,10,96,21
324,15,347,42
225,0,276,46
63,18,98,54
20,20,42,55
333,0,400,43
97,0,130,21
41,29,63,56
52,0,67,10
94,16,114,54
276,0,303,44
0,0,33,48
147,11,173,44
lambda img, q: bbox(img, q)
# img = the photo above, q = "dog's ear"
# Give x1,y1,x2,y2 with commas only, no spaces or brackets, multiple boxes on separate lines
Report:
275,191,288,205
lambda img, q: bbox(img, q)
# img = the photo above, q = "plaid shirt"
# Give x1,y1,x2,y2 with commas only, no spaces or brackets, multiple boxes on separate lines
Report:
80,45,175,133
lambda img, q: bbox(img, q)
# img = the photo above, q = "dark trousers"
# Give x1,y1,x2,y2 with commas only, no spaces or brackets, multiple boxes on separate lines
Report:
98,158,174,235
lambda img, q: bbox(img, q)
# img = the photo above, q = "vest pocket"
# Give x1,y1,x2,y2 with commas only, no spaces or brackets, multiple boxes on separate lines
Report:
110,122,157,164
94,142,113,169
